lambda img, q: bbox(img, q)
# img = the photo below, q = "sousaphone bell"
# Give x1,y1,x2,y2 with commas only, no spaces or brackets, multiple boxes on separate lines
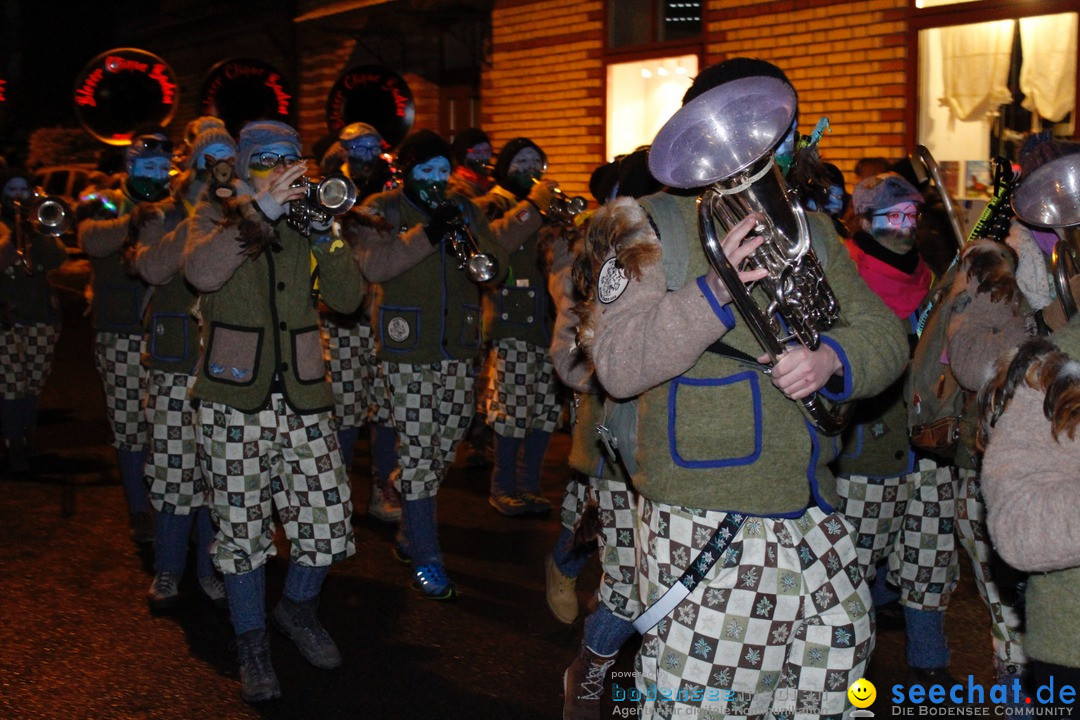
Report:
648,76,849,435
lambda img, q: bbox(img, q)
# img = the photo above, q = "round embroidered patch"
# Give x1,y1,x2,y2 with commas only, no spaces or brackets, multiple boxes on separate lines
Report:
596,257,628,304
387,317,411,342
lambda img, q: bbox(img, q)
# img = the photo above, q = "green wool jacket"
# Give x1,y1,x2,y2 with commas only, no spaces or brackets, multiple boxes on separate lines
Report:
356,188,508,365
0,221,68,326
587,193,908,515
133,196,200,374
476,188,554,348
183,194,365,414
77,187,149,334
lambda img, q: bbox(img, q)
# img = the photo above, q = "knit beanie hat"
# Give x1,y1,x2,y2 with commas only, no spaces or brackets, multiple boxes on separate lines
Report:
853,172,923,215
187,117,237,169
235,120,301,182
617,147,662,199
125,124,172,167
450,127,490,167
320,142,349,176
492,137,546,184
682,57,795,106
339,122,381,144
395,129,452,175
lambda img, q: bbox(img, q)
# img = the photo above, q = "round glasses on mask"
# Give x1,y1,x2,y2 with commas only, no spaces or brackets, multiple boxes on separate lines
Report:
872,210,920,227
134,136,174,154
250,152,302,171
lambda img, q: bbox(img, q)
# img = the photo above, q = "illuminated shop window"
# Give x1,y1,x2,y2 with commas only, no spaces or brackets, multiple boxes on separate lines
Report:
609,0,701,48
915,0,981,7
606,54,697,161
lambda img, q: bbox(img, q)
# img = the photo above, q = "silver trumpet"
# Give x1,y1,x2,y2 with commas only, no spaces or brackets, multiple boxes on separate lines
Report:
535,178,587,225
14,190,72,274
287,173,357,236
649,75,849,435
443,218,498,283
1012,153,1080,321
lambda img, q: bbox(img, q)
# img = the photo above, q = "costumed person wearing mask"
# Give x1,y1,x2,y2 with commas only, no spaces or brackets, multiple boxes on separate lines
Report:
130,118,235,611
447,127,494,199
577,58,908,718
835,173,962,686
182,120,364,703
351,129,508,599
474,136,564,517
77,126,172,545
320,122,402,522
0,168,69,473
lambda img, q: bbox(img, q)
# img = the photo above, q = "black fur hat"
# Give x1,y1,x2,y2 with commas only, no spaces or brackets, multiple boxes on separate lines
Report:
396,130,452,174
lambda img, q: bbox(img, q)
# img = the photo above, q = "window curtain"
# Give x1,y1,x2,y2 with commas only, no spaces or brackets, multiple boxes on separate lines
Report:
1019,13,1078,123
939,20,1014,121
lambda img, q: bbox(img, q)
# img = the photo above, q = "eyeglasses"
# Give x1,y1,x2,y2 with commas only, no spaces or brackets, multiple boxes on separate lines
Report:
250,152,302,170
134,136,174,154
871,210,920,227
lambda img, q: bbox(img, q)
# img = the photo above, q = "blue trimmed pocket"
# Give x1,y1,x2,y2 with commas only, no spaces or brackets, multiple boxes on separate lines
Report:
460,302,481,349
148,311,191,363
379,305,420,353
668,371,762,468
102,283,142,328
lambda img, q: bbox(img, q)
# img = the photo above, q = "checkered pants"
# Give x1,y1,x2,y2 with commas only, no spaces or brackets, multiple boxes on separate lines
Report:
484,338,561,438
321,316,367,428
358,323,393,426
196,395,354,575
0,322,59,399
144,371,205,515
954,469,1026,669
635,501,873,720
380,359,474,500
93,332,148,451
837,459,960,610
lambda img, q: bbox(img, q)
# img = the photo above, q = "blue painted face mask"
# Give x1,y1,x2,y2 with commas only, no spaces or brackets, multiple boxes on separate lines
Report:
128,157,173,201
405,157,451,209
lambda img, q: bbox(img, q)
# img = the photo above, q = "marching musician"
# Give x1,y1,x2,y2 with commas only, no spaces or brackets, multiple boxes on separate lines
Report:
0,168,69,474
575,58,907,718
350,129,508,600
182,119,364,703
473,136,563,517
77,126,172,545
129,117,234,612
448,127,495,199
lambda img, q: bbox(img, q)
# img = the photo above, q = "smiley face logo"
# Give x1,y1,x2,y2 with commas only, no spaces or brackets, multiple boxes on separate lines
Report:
848,678,876,708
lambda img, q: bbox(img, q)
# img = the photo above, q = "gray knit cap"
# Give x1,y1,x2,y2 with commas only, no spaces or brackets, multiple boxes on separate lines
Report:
235,120,301,182
853,172,923,215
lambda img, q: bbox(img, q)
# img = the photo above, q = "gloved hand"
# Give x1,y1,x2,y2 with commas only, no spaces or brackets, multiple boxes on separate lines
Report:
424,202,463,245
528,179,557,213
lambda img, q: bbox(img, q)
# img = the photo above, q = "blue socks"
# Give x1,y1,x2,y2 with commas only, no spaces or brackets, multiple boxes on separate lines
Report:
154,511,194,575
398,495,441,566
520,430,552,494
224,566,267,636
905,607,950,669
117,448,151,514
491,433,522,496
194,508,217,580
583,606,637,657
371,424,397,486
283,562,330,604
552,525,592,579
337,426,360,471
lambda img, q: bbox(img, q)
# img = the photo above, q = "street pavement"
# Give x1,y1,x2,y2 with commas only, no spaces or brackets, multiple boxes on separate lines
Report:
0,262,999,719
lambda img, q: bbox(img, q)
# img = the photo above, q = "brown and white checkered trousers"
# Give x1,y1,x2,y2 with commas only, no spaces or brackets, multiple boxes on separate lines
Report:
144,370,206,515
93,331,148,451
484,338,562,438
196,395,354,575
0,322,59,399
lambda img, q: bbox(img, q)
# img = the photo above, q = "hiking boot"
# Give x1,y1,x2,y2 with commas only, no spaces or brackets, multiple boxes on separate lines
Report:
198,574,228,609
272,596,342,669
368,480,402,522
488,493,527,517
391,544,412,566
147,571,180,612
412,563,457,600
545,554,578,624
563,645,617,720
235,629,281,703
519,491,553,515
130,511,154,545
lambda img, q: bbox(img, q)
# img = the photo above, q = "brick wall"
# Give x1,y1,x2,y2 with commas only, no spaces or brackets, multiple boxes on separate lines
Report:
486,0,911,196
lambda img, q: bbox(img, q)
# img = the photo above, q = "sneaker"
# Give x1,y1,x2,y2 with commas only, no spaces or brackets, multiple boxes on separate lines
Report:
235,629,282,703
412,563,457,600
545,554,578,624
147,571,180,612
272,597,342,669
563,646,617,720
488,493,527,517
130,511,154,545
391,544,412,566
519,491,554,514
198,574,228,609
368,480,402,522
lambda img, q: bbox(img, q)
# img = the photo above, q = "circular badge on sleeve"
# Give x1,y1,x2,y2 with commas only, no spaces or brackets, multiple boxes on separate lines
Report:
596,257,628,304
387,317,411,343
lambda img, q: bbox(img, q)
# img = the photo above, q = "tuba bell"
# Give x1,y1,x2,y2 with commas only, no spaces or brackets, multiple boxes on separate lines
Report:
1012,152,1080,321
648,76,849,435
14,190,72,274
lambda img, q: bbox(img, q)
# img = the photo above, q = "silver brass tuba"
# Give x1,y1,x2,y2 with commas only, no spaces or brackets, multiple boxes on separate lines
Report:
648,76,849,435
1012,152,1080,321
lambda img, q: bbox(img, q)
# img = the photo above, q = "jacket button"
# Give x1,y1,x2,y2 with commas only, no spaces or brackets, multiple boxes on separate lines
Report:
280,362,289,372
277,282,285,291
527,290,535,298
501,288,509,296
279,321,287,331
895,451,904,459
526,316,533,322
501,313,508,320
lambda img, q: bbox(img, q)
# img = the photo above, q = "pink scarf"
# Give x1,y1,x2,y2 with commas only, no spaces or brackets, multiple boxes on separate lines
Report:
845,240,932,319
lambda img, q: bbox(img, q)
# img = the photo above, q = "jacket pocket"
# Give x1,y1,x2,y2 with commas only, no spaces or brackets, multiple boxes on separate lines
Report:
669,371,762,468
496,285,542,327
148,312,191,363
460,303,481,350
379,305,420,353
204,321,262,386
102,283,142,328
291,325,326,384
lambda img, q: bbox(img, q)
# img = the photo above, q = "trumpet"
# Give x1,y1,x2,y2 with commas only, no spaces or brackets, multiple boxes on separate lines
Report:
287,173,357,237
534,178,587,225
14,191,72,274
434,202,498,283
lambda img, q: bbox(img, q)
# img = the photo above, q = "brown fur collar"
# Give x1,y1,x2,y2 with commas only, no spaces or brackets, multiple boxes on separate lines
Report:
219,196,276,258
572,197,661,351
954,238,1020,305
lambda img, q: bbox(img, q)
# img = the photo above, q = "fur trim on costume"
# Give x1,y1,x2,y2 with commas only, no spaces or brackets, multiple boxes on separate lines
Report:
220,196,276,258
1006,220,1053,310
955,238,1019,304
